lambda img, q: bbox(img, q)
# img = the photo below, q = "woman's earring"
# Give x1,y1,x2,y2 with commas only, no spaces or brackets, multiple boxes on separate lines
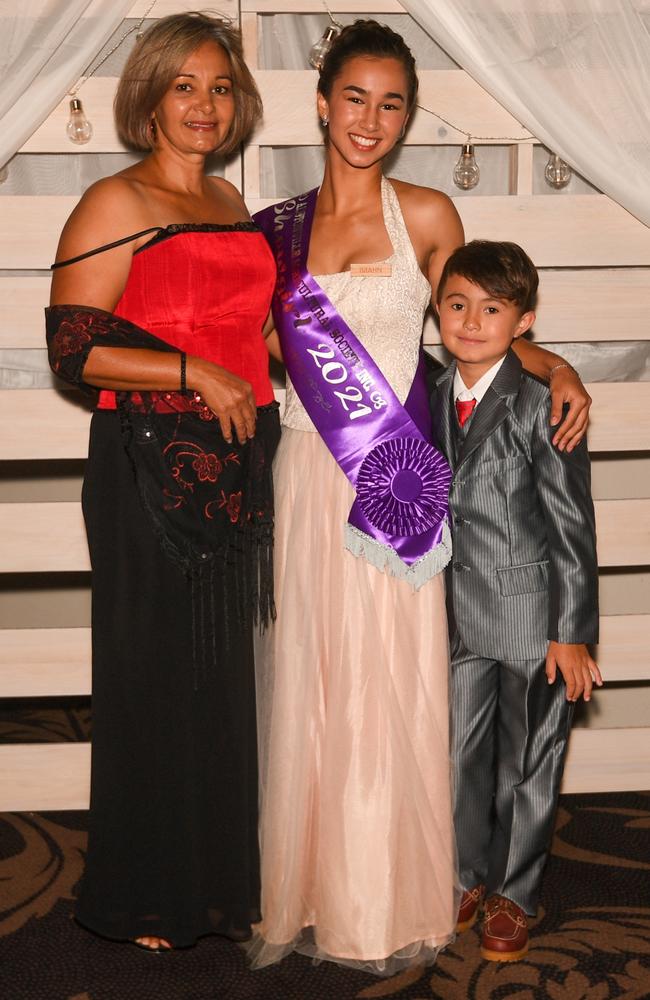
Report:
320,115,329,127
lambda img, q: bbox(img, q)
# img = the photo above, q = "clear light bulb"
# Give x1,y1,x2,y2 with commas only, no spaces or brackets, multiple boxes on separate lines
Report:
453,143,480,190
66,98,93,145
544,152,571,189
308,26,339,70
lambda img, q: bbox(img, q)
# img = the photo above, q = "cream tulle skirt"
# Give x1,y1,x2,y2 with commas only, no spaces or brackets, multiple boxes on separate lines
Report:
251,427,459,975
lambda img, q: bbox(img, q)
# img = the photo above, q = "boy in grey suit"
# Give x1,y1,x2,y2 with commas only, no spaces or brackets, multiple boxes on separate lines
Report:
430,241,601,962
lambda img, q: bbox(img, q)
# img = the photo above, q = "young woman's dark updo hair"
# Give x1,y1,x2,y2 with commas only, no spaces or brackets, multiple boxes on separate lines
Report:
318,20,418,112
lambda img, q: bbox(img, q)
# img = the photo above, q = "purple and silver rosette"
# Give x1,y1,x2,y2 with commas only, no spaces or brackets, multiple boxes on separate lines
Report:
356,436,452,537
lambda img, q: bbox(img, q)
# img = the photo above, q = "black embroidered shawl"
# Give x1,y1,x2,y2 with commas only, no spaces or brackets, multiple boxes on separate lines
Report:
46,305,280,643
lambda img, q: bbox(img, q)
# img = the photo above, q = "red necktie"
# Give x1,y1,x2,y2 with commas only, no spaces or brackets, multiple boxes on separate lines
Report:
455,397,477,428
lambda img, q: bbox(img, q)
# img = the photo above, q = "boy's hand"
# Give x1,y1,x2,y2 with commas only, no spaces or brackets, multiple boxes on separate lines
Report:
549,367,592,453
546,641,603,702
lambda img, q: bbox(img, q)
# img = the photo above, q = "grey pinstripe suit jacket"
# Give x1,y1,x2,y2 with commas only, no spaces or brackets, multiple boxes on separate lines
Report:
431,349,599,661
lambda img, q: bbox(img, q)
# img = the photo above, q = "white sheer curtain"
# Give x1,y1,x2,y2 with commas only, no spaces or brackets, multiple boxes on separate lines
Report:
0,0,133,170
403,0,650,226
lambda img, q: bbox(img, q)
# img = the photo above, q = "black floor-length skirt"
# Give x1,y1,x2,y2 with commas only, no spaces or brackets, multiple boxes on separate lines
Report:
76,411,260,946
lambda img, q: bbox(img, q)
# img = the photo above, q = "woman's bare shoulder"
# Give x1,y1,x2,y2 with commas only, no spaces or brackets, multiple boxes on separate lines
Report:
55,175,150,264
388,178,464,256
206,175,251,220
389,178,459,223
70,174,145,218
50,175,153,307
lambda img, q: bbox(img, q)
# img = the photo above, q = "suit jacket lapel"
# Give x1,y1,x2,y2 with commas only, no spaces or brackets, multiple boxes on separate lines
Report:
456,350,522,468
432,361,456,465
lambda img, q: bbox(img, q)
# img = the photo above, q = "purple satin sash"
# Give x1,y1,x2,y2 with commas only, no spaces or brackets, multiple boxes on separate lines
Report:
254,189,451,583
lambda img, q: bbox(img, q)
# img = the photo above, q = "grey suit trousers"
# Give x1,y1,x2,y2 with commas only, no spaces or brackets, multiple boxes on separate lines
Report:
451,634,574,914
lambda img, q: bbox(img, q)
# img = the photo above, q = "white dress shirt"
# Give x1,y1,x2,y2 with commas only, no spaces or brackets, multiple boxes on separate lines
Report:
453,355,508,406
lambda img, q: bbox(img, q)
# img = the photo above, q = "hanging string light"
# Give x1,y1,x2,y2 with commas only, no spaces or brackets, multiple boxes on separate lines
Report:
66,99,93,145
544,152,572,189
65,0,157,145
452,140,480,190
308,9,343,71
414,102,535,192
308,24,341,70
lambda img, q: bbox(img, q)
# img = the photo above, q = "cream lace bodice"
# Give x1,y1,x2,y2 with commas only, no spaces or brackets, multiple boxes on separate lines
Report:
282,176,432,432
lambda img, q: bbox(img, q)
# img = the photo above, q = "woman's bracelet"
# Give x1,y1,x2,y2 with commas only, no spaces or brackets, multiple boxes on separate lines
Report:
180,351,187,393
549,362,575,379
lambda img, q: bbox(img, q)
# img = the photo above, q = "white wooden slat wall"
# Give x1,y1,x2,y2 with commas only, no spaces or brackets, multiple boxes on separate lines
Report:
3,271,650,348
2,384,650,460
1,1,649,810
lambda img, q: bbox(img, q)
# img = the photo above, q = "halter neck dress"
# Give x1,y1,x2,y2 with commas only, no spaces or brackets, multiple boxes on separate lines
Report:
252,178,458,973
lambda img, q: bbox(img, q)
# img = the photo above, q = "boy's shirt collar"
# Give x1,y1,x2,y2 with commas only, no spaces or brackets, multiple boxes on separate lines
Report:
453,355,508,404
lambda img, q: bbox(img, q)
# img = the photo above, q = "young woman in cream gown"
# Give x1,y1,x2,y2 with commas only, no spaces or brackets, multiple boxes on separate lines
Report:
252,21,591,975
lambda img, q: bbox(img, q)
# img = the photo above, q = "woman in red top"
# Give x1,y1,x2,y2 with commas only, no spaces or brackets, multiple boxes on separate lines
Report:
47,14,278,951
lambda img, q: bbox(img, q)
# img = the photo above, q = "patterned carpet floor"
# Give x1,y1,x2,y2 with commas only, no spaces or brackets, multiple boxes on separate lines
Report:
2,707,650,999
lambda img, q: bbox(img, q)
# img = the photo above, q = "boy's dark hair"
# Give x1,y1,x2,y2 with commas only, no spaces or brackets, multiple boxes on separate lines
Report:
318,20,418,112
437,240,539,313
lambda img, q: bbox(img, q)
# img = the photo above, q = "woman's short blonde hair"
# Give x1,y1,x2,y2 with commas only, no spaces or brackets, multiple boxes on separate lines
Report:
114,12,262,154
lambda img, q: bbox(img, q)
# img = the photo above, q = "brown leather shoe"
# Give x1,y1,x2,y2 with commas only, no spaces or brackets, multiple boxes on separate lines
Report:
456,884,485,932
480,895,529,962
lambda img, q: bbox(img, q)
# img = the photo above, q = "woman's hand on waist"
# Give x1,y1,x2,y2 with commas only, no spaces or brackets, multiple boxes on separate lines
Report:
188,356,256,444
82,347,256,445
